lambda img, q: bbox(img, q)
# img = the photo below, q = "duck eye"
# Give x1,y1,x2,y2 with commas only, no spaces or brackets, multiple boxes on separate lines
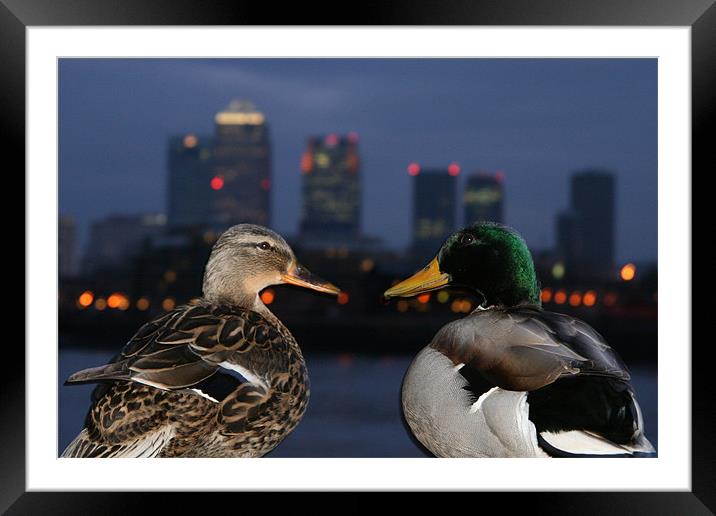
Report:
459,234,475,245
257,241,272,251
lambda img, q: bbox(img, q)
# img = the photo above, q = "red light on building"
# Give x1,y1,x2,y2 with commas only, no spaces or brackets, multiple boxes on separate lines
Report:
495,170,505,182
348,131,359,144
448,162,461,176
417,293,431,304
407,163,420,176
337,292,350,305
569,291,582,307
325,134,339,146
260,179,271,191
210,176,224,190
301,152,313,174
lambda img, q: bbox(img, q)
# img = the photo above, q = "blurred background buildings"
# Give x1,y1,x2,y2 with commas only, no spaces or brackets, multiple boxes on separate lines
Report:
58,58,658,456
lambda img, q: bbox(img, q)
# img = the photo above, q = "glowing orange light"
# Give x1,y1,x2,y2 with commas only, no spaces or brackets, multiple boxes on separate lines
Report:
448,162,461,176
78,290,94,308
337,292,350,305
183,134,198,148
210,176,224,190
136,297,150,311
260,289,275,305
541,288,552,303
397,300,409,312
569,291,582,307
260,179,271,191
583,290,597,307
162,297,176,311
620,263,636,281
407,163,420,176
107,293,123,309
94,298,107,311
554,289,567,305
603,292,618,306
417,293,431,304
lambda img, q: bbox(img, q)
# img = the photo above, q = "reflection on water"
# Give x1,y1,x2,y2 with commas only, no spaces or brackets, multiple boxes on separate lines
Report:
59,349,658,457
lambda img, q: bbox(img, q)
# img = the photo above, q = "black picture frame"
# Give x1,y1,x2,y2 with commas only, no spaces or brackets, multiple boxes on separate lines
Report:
4,0,711,512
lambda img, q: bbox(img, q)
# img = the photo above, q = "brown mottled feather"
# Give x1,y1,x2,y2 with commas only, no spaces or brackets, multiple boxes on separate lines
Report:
63,301,309,457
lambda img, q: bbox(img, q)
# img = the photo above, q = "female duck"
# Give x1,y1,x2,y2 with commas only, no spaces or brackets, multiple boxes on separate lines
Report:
384,222,655,458
63,224,340,458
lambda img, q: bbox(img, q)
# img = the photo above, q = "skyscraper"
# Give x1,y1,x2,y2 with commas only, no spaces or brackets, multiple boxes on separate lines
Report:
83,213,167,273
463,171,504,226
411,163,459,255
167,133,211,229
300,133,361,242
208,100,272,229
557,170,615,280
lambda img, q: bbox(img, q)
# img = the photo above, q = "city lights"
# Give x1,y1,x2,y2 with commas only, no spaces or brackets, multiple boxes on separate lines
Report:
417,293,431,304
554,289,567,305
447,162,461,177
620,263,636,281
136,297,150,311
210,176,224,190
569,291,582,307
541,288,552,303
396,300,409,312
94,298,107,311
183,134,198,148
552,262,565,280
260,179,271,191
603,292,618,306
78,290,94,308
164,270,176,283
436,291,450,304
260,289,275,305
583,290,597,307
359,258,375,272
407,162,420,176
162,297,176,311
107,293,124,309
337,292,350,305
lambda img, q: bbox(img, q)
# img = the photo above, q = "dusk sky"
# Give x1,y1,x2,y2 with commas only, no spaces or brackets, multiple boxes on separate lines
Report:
59,58,657,263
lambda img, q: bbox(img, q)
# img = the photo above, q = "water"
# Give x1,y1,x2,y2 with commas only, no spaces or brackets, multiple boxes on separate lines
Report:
59,349,658,457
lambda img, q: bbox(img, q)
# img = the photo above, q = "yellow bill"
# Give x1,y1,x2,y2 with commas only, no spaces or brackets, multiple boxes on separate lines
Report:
383,257,450,299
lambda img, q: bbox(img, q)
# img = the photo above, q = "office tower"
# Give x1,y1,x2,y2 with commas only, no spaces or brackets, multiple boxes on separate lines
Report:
411,163,459,255
83,213,167,273
463,171,504,225
300,133,361,242
167,133,211,229
208,100,271,229
58,215,78,277
557,170,615,280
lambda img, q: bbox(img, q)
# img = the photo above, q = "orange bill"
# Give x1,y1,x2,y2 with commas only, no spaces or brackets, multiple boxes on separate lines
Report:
383,257,450,299
282,263,341,295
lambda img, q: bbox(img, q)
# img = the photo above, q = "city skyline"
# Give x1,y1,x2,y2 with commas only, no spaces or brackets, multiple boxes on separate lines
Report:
59,58,657,263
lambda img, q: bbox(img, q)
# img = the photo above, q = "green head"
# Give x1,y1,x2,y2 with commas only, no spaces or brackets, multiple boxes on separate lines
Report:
385,222,541,308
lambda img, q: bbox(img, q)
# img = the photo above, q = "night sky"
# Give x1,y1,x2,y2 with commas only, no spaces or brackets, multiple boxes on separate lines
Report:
59,58,657,263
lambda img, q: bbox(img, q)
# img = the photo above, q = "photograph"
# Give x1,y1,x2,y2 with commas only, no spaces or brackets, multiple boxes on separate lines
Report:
57,57,659,459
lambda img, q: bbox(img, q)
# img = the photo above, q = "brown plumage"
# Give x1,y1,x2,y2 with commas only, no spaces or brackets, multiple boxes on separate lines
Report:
62,224,339,458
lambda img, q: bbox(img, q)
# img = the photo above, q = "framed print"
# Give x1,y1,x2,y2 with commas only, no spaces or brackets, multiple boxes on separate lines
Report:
4,0,711,512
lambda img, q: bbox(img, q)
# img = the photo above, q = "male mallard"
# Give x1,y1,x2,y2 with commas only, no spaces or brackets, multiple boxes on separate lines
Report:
384,222,655,458
62,224,340,457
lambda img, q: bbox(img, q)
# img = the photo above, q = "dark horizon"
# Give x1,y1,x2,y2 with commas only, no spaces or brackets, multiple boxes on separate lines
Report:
59,58,657,264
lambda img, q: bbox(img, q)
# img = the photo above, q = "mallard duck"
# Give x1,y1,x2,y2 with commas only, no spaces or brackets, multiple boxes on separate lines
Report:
62,224,340,458
384,222,655,458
